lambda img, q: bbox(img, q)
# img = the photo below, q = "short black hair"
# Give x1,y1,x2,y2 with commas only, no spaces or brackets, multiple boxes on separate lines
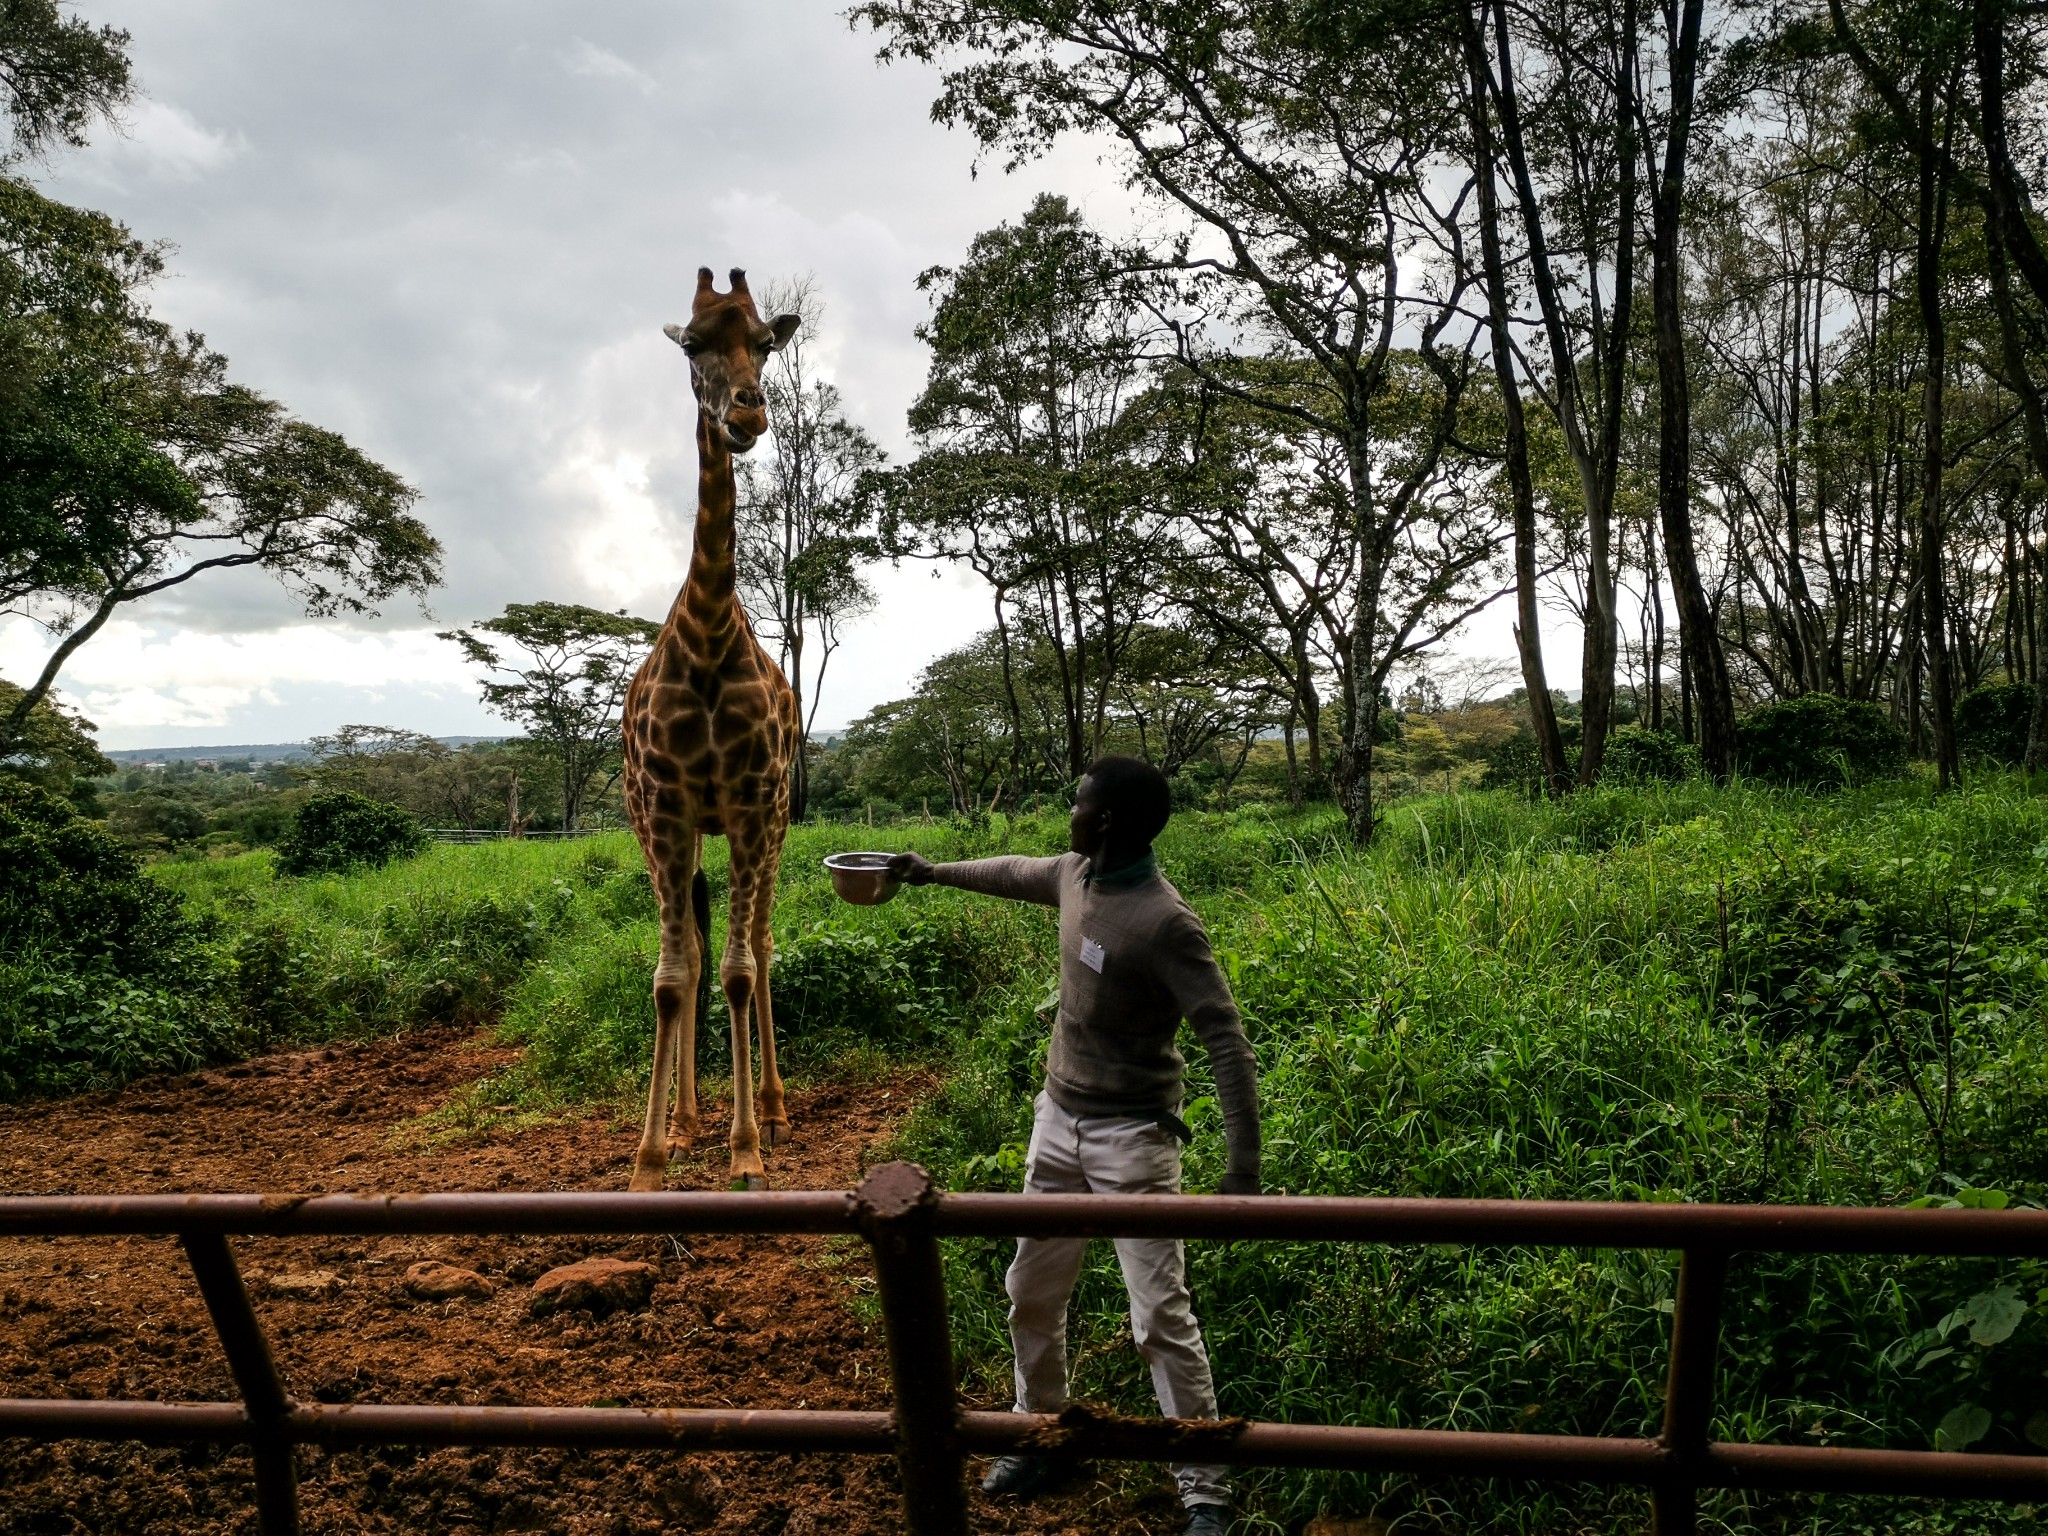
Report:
1082,755,1172,845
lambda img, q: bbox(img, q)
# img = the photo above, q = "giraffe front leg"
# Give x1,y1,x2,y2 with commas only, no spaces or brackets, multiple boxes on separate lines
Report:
633,871,703,1191
632,977,681,1193
667,863,710,1154
753,913,790,1147
721,861,767,1190
722,964,767,1190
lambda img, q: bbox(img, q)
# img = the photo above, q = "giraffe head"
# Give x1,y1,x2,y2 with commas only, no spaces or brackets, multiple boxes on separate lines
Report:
663,268,800,454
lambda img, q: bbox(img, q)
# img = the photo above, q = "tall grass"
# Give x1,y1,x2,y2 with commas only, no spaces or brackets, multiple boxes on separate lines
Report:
120,778,2048,1530
154,816,1059,1106
898,778,2048,1533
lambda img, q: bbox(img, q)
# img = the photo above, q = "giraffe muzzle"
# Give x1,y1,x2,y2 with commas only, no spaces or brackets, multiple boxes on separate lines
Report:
722,406,768,451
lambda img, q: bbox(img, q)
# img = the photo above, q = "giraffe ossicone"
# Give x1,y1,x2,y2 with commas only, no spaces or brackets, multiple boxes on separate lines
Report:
621,268,802,1191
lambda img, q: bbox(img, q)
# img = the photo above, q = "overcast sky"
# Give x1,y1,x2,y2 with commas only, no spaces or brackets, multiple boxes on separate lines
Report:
4,1,1541,753
1,1,1154,750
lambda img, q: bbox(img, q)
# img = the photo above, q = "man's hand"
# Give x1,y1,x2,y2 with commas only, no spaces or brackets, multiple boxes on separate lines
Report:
888,851,937,886
1219,1168,1261,1197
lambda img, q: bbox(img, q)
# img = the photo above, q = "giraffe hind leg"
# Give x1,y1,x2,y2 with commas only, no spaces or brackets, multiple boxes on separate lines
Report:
666,862,712,1154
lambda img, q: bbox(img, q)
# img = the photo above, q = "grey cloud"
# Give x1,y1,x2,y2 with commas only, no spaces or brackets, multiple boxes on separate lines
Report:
29,1,1131,742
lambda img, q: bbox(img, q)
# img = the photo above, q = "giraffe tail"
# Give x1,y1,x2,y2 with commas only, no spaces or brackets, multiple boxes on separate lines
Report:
692,868,712,1019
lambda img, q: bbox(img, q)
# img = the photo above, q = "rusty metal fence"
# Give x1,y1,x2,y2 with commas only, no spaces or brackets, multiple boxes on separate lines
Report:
4,1163,2047,1535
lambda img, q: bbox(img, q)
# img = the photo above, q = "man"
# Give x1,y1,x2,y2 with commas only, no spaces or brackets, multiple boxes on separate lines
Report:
888,756,1260,1536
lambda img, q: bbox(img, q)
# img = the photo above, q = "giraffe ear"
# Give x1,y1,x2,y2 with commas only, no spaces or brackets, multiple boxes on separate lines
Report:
766,313,800,351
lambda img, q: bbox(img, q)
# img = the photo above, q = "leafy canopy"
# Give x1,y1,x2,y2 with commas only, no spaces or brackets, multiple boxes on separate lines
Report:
0,0,132,165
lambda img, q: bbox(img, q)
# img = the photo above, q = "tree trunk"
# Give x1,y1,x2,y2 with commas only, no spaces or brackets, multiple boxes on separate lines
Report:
561,745,581,833
1463,0,1570,794
1646,0,1736,778
1341,441,1383,844
0,582,128,751
1283,709,1302,808
1915,75,1960,789
1485,0,1634,786
1648,519,1668,732
1981,192,2048,772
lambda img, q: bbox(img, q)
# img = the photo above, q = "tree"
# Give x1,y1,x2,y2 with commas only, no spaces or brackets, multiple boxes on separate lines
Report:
1121,364,1357,794
1641,0,1740,779
858,1,1509,841
441,602,660,831
1111,621,1274,778
839,632,1019,814
872,194,1162,794
1464,0,1641,785
1458,0,1570,793
733,276,884,817
0,178,442,748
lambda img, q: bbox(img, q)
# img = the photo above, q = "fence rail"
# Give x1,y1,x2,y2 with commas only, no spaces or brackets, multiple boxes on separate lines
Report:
3,1166,2046,1535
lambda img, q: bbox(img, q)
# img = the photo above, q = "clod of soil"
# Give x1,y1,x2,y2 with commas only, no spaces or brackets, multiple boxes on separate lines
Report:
266,1268,346,1297
0,1024,1184,1534
529,1257,656,1317
403,1260,493,1301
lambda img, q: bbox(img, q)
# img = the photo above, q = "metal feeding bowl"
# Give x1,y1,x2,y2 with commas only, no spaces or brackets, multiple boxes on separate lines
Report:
823,851,904,906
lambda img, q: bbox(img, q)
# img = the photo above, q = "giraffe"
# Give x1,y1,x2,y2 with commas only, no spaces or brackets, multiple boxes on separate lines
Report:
621,266,802,1192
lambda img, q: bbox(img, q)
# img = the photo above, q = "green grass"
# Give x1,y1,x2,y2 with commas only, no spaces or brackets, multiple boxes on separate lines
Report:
895,778,2048,1533
55,776,2048,1531
152,815,1060,1109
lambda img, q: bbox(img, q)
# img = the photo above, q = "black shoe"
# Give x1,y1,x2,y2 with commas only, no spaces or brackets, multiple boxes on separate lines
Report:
1183,1505,1230,1536
979,1454,1061,1500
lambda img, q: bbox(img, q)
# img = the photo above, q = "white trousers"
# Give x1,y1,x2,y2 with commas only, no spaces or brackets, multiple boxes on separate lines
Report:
1005,1091,1229,1509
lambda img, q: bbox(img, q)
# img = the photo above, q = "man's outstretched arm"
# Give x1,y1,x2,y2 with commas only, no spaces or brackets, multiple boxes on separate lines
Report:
888,850,1067,907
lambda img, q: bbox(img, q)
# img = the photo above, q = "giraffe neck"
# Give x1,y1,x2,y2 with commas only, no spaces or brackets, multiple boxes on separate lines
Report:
673,410,741,639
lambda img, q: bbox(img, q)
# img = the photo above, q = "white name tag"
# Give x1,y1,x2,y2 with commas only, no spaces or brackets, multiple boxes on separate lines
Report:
1079,936,1105,973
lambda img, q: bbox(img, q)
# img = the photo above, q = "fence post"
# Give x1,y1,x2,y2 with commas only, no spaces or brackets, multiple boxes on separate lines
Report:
182,1232,301,1536
1653,1246,1730,1536
856,1162,970,1536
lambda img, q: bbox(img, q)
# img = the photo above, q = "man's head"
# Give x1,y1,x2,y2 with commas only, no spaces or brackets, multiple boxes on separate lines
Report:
1069,755,1172,864
662,267,800,453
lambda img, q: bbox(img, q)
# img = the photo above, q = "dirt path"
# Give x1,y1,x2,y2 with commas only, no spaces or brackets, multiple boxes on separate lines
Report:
0,1028,1182,1535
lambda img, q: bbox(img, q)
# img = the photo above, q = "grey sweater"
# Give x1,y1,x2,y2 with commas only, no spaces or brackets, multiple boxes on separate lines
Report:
933,852,1260,1185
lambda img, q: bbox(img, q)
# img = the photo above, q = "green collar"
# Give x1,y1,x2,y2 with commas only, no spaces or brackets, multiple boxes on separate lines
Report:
1086,850,1158,889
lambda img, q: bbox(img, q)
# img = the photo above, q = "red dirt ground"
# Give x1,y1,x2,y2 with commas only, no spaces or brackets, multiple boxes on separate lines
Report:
0,1026,1188,1535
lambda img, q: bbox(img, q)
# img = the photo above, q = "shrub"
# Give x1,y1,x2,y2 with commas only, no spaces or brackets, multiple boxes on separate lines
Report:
1478,733,1546,795
1598,725,1702,784
274,791,427,876
0,779,238,1098
1736,693,1906,787
1956,681,2035,765
0,778,193,973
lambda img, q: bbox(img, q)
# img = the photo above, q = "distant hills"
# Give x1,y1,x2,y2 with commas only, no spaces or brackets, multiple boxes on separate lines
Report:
105,737,509,765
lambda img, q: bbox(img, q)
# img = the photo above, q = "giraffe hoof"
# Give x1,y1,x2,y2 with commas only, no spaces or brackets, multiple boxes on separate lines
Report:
628,1165,666,1193
732,1173,768,1192
763,1118,792,1148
